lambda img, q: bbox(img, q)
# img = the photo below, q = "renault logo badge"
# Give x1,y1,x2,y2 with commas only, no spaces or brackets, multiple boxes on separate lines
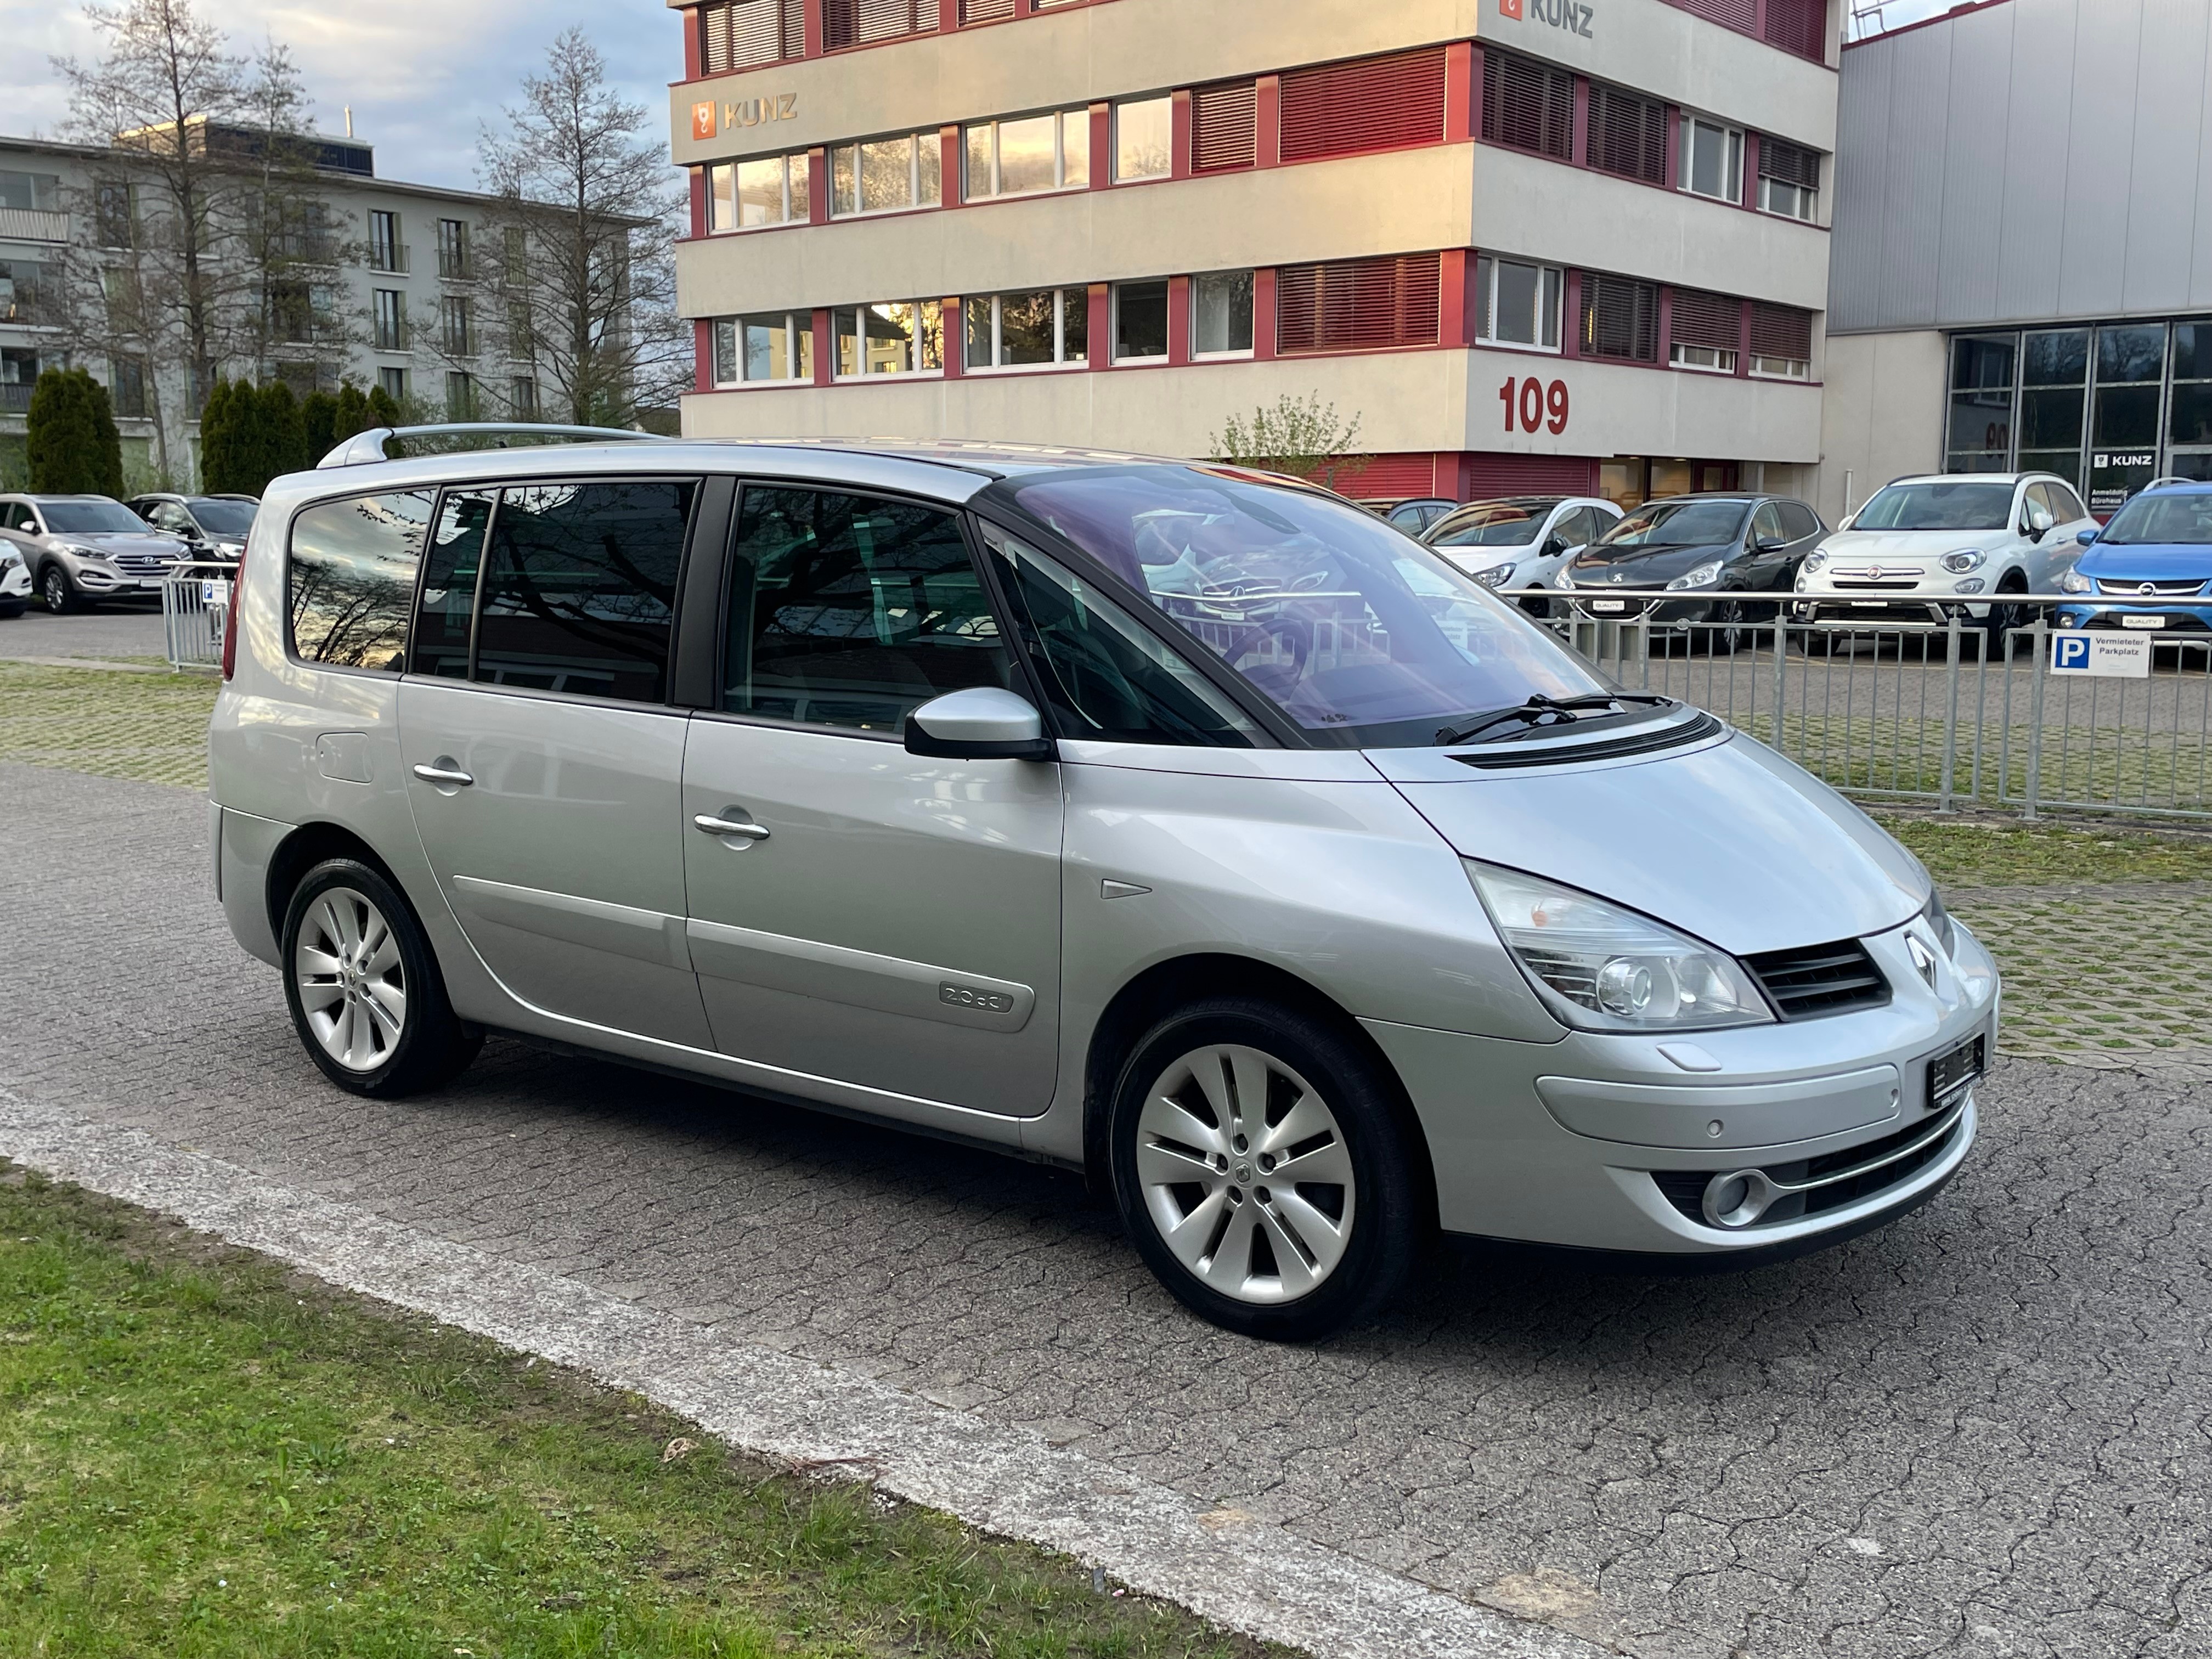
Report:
1907,934,1938,990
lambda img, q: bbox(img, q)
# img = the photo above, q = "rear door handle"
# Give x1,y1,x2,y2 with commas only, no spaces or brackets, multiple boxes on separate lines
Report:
413,762,474,787
693,813,769,840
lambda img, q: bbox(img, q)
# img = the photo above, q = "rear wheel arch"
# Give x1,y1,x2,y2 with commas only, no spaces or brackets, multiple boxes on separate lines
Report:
1080,953,1437,1226
265,822,406,947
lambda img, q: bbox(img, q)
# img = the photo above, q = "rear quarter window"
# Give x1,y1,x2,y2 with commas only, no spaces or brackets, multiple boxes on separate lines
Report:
287,489,436,672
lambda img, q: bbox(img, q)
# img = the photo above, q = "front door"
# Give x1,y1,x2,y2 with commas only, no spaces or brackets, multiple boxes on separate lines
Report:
681,484,1064,1118
398,476,713,1049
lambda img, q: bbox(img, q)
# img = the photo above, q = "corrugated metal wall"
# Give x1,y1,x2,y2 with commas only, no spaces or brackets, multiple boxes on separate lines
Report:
1830,0,2212,334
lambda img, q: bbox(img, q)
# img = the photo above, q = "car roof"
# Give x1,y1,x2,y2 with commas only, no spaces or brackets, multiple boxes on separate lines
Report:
1884,472,2039,487
1450,495,1567,511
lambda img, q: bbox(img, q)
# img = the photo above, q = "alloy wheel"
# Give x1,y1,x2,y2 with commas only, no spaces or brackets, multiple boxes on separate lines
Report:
1133,1043,1356,1305
42,568,68,613
292,885,408,1071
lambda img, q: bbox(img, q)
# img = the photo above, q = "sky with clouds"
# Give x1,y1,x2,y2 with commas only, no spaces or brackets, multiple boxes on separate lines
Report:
5,0,1957,191
5,0,684,191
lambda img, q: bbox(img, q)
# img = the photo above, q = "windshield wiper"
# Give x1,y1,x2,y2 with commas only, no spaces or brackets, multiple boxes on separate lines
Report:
1433,693,1672,747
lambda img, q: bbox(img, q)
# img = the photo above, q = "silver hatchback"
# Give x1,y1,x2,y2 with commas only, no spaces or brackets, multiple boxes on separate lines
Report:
210,437,1996,1339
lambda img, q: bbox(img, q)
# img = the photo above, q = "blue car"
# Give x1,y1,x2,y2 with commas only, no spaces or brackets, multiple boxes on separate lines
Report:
2057,481,2212,639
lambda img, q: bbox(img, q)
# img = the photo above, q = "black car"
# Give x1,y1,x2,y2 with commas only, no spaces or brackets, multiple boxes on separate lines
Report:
1562,493,1828,647
126,492,259,561
1378,496,1457,534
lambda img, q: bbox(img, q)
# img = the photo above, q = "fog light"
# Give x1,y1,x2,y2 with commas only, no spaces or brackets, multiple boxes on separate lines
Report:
1701,1167,1778,1229
1595,957,1654,1017
1954,578,1986,595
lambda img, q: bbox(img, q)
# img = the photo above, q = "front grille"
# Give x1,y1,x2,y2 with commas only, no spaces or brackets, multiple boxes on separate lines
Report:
2081,612,2209,633
109,551,176,575
1743,938,1890,1020
2096,577,2206,596
1453,710,1723,770
1832,577,1922,591
1650,1093,1970,1228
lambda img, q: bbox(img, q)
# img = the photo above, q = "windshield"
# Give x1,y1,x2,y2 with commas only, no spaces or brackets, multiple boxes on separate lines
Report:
1592,499,1749,550
2097,492,2212,545
39,499,154,533
993,466,1606,747
187,498,258,535
1853,482,2013,532
1429,505,1548,549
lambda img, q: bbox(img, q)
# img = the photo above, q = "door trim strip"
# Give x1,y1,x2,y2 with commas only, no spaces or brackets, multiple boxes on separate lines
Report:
685,917,1035,1033
450,874,690,971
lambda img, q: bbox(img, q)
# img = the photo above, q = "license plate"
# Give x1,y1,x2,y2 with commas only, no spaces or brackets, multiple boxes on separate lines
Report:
1589,599,1627,613
1927,1032,1984,1109
1850,600,1888,608
2119,614,2168,629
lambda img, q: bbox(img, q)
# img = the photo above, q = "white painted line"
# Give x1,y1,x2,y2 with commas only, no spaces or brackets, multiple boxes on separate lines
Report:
0,1087,1601,1659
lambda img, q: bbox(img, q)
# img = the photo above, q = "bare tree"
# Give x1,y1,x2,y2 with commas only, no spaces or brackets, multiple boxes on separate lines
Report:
474,29,688,427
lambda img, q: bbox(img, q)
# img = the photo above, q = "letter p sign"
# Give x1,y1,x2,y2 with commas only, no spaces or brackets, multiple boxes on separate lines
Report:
1499,0,1524,15
2052,634,2091,672
692,100,717,142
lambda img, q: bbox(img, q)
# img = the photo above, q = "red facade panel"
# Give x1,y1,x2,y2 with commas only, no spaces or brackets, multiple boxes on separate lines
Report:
1345,454,1443,500
1279,48,1447,163
1276,254,1443,354
1192,80,1259,173
1463,452,1600,499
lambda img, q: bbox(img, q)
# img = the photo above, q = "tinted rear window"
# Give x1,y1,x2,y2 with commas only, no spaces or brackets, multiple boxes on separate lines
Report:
288,490,436,672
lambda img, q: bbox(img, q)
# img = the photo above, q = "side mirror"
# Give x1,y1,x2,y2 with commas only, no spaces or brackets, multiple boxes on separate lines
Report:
2076,527,2098,546
1754,534,1788,553
1542,535,1567,558
904,687,1054,761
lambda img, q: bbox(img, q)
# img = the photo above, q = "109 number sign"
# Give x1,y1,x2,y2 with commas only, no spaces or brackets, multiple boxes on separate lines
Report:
1499,376,1570,435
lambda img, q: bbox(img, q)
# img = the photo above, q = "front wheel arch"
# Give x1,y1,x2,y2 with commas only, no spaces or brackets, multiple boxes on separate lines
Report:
1080,953,1437,1231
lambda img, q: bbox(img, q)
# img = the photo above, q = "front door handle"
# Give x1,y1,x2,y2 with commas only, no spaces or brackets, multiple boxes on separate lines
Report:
413,761,474,787
693,813,769,841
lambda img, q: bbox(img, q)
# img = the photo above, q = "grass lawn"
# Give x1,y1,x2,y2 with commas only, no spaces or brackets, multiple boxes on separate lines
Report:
0,662,219,790
1876,812,2212,887
0,1166,1275,1659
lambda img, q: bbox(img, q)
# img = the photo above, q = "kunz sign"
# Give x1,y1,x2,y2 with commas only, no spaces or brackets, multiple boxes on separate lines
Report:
1499,0,1596,38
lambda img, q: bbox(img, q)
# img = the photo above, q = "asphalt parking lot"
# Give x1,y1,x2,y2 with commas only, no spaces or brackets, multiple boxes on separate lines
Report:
2,759,2206,1658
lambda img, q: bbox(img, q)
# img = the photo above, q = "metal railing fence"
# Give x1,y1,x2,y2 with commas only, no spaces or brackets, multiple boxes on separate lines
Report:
160,562,234,673
1551,594,2212,821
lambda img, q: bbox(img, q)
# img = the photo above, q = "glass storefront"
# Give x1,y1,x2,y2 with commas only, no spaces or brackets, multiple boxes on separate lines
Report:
1946,317,2212,511
1599,456,1738,510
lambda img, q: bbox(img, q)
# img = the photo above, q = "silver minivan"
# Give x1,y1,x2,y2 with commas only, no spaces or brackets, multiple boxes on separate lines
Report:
210,435,1997,1339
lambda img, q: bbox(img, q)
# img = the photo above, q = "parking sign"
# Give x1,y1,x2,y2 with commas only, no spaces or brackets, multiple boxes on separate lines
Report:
2050,632,2151,678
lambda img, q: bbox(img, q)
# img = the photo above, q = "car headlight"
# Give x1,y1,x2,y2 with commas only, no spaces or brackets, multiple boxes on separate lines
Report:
1467,562,1514,590
1466,862,1773,1032
1801,550,1829,576
1940,550,1987,573
1665,560,1727,592
1921,891,1956,957
2060,569,2092,594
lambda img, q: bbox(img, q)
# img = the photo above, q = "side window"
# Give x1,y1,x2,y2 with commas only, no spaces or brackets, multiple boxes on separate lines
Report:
1556,507,1595,548
0,504,21,531
724,487,1008,733
472,479,695,701
1752,502,1787,544
154,502,191,533
1780,502,1821,541
2019,484,2049,530
2050,483,2089,522
287,489,435,672
409,488,494,678
981,522,1258,748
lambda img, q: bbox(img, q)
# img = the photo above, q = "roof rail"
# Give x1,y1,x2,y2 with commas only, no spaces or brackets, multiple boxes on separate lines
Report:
316,422,663,469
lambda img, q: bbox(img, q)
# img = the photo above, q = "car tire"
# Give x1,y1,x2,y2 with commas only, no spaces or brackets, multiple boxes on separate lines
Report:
0,601,23,620
1703,596,1749,654
281,857,482,1097
40,565,82,615
1108,995,1426,1341
1980,573,2029,659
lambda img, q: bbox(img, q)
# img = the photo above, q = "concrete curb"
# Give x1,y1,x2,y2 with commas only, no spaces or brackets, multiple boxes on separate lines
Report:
0,1086,1604,1659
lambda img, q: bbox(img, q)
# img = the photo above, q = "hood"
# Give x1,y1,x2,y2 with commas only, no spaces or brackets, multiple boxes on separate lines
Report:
2077,544,2212,582
1568,541,1735,583
69,532,187,557
1820,528,1999,568
1375,735,1927,955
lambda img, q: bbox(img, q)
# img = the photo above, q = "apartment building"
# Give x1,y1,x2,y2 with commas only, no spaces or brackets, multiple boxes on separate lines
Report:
1,128,540,488
667,0,1838,507
1822,0,2212,522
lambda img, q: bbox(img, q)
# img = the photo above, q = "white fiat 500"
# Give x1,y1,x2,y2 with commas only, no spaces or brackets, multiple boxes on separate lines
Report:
210,433,1996,1339
1793,472,2095,635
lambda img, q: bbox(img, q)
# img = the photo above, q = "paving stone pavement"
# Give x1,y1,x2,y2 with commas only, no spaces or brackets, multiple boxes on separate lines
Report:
4,760,2209,1659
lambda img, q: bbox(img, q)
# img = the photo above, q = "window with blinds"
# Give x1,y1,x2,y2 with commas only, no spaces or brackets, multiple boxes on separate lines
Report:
1750,302,1814,377
1758,136,1821,220
1192,80,1257,173
1276,254,1441,354
1279,48,1447,162
699,0,804,72
822,0,934,51
1669,288,1740,373
1762,0,1828,60
1587,83,1667,185
1479,50,1573,161
1579,273,1658,363
961,0,1016,20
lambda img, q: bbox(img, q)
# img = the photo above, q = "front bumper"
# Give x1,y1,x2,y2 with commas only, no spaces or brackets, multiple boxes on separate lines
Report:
69,562,172,595
1364,916,1997,1255
1,565,28,600
1565,592,1731,625
1793,592,1992,625
2056,602,2212,634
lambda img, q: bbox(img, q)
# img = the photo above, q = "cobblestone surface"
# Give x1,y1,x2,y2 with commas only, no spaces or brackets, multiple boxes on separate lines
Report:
3,763,2209,1658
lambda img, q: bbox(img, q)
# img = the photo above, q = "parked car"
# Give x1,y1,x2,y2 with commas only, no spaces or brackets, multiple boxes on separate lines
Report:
210,434,1994,1340
127,492,259,561
2057,479,2212,638
1792,472,2094,636
1561,493,1829,648
0,493,193,613
1419,495,1623,605
1379,496,1457,534
0,543,29,617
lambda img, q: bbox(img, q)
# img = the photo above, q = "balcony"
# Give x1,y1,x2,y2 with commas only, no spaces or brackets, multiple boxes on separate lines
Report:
438,250,472,281
0,383,33,413
0,207,69,245
368,243,411,274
